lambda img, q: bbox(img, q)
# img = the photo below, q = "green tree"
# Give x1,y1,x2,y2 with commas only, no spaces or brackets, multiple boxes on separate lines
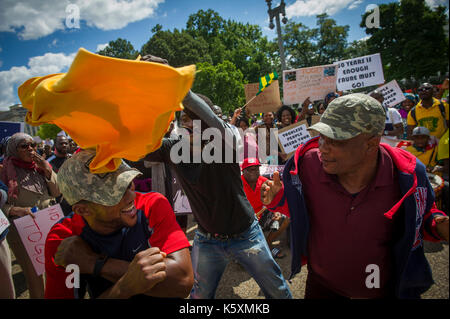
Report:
360,0,449,82
141,28,212,67
97,38,139,60
192,61,246,113
36,124,62,140
282,14,349,68
344,39,370,59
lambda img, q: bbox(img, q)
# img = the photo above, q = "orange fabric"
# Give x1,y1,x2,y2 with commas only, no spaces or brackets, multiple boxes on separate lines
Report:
18,48,195,173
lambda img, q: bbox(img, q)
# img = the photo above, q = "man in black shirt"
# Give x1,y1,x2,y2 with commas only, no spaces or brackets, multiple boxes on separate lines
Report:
146,88,292,299
47,136,71,173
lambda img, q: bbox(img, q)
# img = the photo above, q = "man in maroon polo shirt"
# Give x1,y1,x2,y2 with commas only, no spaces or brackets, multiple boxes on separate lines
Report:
262,93,449,299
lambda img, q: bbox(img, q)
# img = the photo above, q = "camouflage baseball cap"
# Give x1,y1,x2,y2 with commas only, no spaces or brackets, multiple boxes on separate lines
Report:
57,150,141,206
308,93,386,140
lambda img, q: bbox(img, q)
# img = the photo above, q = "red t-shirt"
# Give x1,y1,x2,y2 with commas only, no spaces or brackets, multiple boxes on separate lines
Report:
44,192,190,299
241,175,290,218
299,147,401,298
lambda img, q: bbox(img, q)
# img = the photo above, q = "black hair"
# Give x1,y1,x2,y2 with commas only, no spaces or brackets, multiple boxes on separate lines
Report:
276,105,296,124
237,117,250,128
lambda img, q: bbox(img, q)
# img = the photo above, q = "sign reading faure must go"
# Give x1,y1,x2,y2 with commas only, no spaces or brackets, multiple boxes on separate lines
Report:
335,53,385,91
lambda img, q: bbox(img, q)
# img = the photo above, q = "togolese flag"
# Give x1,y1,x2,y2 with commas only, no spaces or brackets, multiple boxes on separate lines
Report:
256,72,278,96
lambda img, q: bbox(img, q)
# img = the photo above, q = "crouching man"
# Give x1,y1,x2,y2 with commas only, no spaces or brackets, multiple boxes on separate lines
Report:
44,150,193,299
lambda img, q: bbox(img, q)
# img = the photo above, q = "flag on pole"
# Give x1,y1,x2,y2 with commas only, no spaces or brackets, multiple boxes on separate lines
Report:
256,72,278,96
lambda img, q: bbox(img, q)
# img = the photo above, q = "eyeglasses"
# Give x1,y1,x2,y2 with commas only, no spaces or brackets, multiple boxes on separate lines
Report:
418,87,432,92
18,142,37,149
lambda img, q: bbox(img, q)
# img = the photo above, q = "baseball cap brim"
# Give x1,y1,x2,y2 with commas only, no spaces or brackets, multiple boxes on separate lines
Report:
307,122,359,140
58,150,142,206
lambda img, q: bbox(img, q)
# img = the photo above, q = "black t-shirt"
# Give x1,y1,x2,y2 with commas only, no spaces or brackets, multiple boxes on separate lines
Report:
47,154,68,173
146,91,254,235
147,137,254,235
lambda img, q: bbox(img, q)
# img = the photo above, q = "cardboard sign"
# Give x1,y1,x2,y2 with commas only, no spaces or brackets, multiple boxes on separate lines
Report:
283,65,337,105
335,53,384,91
275,122,312,156
0,209,10,235
297,115,321,137
244,80,282,114
13,204,64,276
370,80,406,108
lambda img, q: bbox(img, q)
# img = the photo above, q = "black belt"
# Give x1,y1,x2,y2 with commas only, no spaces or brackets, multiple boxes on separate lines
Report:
197,225,246,241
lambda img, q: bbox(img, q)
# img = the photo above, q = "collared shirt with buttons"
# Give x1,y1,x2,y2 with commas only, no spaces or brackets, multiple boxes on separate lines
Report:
299,146,401,298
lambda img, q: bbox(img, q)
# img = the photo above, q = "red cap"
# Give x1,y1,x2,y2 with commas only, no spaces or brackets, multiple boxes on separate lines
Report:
241,157,261,171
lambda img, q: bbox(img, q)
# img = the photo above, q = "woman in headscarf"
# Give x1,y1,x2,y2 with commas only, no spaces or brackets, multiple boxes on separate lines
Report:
0,133,60,298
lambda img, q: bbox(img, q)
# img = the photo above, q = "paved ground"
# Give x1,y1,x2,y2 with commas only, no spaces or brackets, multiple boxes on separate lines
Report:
11,214,449,299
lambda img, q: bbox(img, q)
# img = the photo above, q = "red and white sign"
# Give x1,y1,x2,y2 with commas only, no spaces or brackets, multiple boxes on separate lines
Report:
13,204,64,275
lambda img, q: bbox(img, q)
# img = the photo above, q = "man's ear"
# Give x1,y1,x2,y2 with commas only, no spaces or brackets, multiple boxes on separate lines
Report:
367,135,381,153
72,202,92,218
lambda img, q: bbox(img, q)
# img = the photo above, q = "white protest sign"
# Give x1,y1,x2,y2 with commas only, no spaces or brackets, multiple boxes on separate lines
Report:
276,122,311,156
335,53,384,91
370,80,406,108
13,204,64,276
283,65,337,104
0,209,10,235
259,164,285,177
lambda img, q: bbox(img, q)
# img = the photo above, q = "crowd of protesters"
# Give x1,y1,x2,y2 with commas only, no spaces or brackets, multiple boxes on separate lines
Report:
0,50,448,300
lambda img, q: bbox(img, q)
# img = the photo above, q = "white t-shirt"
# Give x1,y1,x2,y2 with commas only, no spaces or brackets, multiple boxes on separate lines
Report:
384,107,403,139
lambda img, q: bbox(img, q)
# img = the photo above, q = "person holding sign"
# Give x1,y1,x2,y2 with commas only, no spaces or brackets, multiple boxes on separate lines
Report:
370,91,404,139
241,157,290,259
44,150,192,299
0,132,60,299
261,94,448,299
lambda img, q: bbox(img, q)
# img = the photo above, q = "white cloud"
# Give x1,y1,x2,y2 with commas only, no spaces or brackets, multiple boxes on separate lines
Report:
348,0,363,10
0,0,165,40
96,43,109,52
0,52,76,107
286,0,365,17
425,0,449,8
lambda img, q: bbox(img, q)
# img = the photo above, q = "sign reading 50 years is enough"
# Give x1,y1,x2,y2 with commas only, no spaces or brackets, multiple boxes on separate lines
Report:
335,53,385,91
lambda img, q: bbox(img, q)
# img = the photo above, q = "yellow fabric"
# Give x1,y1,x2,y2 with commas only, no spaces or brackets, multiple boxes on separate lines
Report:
437,129,449,161
18,48,195,173
406,145,438,168
407,98,449,139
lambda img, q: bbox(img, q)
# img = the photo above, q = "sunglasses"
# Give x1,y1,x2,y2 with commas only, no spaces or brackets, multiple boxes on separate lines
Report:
418,87,432,92
18,142,37,149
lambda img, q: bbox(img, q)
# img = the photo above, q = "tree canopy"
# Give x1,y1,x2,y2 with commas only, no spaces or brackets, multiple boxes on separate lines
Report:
360,0,449,84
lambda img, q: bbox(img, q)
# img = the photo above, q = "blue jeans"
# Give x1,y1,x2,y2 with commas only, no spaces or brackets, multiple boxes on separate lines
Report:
190,218,292,299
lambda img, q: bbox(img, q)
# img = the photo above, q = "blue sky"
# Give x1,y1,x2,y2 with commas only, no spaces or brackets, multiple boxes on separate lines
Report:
0,0,448,109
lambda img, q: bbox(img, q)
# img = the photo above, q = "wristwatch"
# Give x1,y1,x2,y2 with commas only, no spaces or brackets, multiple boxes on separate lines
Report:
93,254,109,278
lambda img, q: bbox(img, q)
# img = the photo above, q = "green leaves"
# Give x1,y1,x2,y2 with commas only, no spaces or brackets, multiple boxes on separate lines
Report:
360,0,449,84
37,123,62,140
193,61,246,113
282,14,349,69
97,38,139,60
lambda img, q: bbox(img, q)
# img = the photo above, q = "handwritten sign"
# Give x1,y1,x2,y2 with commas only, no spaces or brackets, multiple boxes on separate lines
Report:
283,65,337,105
13,204,64,276
275,122,312,156
0,209,10,235
335,53,384,91
244,80,282,114
370,80,406,108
